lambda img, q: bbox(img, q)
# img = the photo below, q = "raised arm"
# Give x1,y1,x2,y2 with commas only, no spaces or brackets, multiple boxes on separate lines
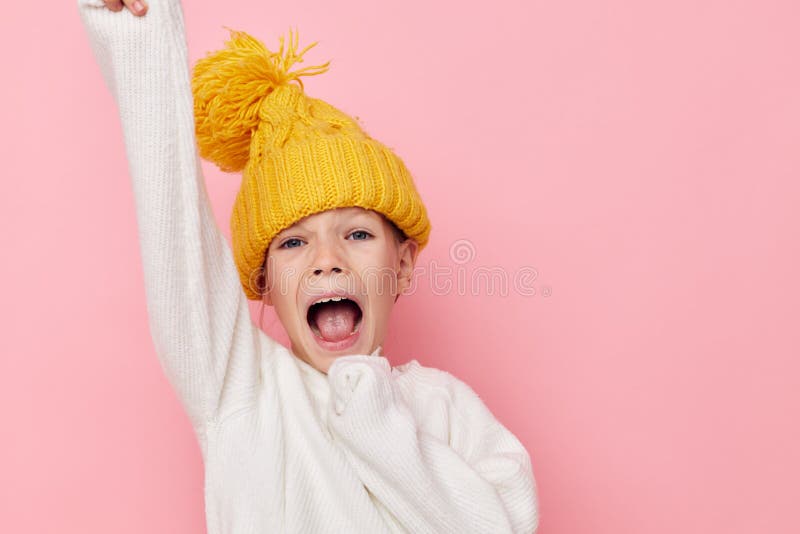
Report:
77,0,269,455
327,356,540,533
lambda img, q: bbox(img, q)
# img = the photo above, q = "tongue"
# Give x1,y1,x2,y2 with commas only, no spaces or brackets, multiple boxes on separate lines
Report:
313,301,358,342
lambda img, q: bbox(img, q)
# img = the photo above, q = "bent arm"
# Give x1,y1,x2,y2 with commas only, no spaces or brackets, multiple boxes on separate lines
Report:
327,357,539,533
77,0,271,454
445,373,540,533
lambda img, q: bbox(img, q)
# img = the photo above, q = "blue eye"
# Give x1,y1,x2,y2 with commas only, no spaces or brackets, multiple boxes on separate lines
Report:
349,230,372,241
279,238,305,249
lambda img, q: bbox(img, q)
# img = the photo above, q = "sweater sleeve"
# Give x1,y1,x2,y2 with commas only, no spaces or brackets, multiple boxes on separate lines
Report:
76,0,270,454
327,356,539,534
444,371,540,533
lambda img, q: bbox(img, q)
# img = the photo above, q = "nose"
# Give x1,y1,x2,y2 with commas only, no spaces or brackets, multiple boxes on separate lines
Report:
311,239,345,276
314,266,342,275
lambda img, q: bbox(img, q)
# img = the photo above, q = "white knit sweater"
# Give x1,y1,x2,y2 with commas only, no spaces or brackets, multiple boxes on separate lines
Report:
77,1,539,532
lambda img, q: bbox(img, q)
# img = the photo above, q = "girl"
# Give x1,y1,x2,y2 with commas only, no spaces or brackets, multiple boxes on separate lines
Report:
78,0,539,532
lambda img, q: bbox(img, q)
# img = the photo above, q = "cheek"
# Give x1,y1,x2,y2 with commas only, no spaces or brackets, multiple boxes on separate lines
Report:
265,253,298,290
357,259,399,298
265,260,301,309
268,284,304,337
355,245,400,287
360,265,400,318
368,290,397,337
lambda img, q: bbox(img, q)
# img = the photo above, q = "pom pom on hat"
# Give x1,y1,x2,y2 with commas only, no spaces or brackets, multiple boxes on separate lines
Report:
192,27,330,173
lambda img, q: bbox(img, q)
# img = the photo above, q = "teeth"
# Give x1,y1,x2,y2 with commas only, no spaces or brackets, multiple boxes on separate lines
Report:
312,296,348,306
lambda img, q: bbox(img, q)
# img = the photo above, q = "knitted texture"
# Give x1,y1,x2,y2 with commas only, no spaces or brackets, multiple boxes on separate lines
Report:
192,29,432,299
77,0,538,532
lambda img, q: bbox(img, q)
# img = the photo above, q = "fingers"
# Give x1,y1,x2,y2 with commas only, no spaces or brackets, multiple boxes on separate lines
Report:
105,0,148,16
122,0,148,15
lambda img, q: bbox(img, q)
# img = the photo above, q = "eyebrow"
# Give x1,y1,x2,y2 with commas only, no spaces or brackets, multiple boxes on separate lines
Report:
276,211,378,238
276,222,309,238
346,208,381,221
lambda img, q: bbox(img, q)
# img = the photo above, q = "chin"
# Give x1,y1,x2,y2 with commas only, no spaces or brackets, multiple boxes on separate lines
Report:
304,340,374,374
291,324,377,376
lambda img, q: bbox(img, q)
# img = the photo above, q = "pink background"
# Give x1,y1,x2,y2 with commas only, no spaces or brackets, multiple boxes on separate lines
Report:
2,0,798,532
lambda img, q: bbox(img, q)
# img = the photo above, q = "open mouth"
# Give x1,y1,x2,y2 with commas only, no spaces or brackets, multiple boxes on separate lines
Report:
306,297,363,346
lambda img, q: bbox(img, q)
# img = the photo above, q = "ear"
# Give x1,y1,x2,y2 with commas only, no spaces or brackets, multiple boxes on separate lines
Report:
256,269,274,306
396,238,420,296
257,249,274,306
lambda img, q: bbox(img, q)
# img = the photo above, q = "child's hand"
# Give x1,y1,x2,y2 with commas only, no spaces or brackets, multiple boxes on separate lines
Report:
328,355,417,448
327,354,422,453
328,355,395,419
103,0,148,16
326,354,422,448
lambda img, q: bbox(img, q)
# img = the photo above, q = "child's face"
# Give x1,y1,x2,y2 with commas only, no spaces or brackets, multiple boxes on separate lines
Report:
261,207,419,374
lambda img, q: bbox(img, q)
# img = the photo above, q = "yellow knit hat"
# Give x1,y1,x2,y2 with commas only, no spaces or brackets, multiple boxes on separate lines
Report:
191,28,431,300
